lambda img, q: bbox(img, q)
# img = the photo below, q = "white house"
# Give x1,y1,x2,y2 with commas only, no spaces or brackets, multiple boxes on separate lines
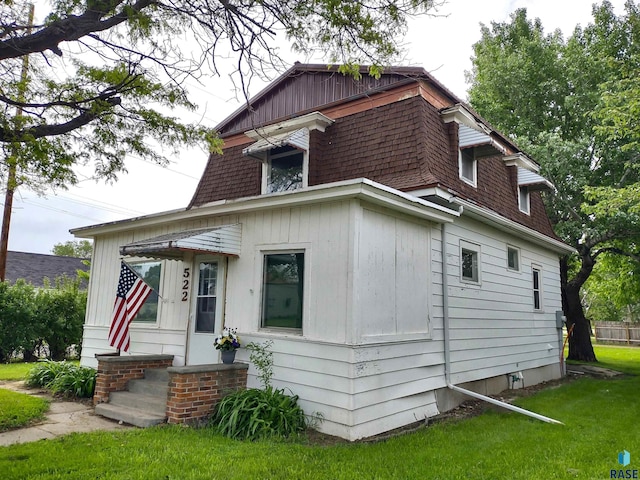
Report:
73,64,573,440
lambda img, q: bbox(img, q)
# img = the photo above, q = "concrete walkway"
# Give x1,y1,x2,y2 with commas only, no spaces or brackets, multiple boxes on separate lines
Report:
0,381,132,447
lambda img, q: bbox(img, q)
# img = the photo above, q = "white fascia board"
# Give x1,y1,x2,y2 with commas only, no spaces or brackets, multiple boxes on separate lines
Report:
70,179,458,237
452,197,575,255
440,105,492,135
503,153,540,173
244,111,334,139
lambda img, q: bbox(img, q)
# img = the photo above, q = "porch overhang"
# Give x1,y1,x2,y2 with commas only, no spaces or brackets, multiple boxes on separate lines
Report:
120,224,242,260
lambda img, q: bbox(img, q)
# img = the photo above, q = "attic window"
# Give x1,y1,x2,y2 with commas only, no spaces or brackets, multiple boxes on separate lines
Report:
459,148,476,187
266,146,305,193
519,186,530,215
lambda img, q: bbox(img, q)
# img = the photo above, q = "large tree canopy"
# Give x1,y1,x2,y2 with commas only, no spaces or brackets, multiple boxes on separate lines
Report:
0,0,441,189
467,1,640,361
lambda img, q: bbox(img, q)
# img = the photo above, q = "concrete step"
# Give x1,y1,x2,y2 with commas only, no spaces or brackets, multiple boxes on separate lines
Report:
95,403,166,428
127,379,169,397
109,391,167,416
144,368,170,382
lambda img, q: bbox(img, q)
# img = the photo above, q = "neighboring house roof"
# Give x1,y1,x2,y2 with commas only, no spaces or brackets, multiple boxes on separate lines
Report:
188,63,561,242
5,251,89,288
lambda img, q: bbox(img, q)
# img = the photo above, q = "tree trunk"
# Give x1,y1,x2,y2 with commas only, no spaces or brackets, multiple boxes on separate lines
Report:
560,255,597,362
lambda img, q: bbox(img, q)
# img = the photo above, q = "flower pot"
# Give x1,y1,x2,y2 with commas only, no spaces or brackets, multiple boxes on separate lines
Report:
221,350,236,364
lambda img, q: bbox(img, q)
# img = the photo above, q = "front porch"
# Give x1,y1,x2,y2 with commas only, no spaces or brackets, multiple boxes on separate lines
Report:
93,354,248,427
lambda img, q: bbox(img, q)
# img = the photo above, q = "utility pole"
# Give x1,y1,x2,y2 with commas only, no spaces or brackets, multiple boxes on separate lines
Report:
0,4,34,281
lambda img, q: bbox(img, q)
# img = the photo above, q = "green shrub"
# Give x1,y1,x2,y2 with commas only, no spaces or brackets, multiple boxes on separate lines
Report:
212,386,307,440
25,360,96,398
34,278,87,360
0,280,37,362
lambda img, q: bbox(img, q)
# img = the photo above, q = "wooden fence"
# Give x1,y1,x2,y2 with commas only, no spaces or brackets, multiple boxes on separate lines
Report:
594,321,640,345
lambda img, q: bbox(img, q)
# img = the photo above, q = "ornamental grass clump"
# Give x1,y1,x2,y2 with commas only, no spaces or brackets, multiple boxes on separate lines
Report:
25,360,96,398
210,340,311,440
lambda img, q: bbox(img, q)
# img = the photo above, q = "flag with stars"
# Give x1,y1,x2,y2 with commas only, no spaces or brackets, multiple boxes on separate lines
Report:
108,262,153,352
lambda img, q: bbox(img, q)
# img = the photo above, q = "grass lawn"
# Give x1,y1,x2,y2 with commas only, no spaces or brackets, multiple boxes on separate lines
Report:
0,345,637,479
0,389,49,432
0,362,36,381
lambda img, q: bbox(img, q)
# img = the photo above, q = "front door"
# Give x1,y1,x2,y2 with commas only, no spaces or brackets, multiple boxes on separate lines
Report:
187,257,226,365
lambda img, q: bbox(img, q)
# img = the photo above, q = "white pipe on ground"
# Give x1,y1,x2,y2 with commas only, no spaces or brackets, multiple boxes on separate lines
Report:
447,383,564,425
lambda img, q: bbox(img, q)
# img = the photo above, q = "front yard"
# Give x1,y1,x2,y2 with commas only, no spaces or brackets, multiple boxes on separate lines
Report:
0,345,638,479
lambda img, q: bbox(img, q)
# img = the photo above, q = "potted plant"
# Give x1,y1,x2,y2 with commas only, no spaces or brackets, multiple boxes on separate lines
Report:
214,327,241,364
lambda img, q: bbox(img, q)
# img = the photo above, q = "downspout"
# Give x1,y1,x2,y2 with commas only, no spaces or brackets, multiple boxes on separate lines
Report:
440,221,563,426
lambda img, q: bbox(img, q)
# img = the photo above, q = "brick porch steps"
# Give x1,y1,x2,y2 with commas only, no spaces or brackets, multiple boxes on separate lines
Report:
95,368,169,428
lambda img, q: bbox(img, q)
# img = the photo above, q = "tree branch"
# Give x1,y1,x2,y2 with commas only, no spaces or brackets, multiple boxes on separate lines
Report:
0,97,121,141
0,0,154,60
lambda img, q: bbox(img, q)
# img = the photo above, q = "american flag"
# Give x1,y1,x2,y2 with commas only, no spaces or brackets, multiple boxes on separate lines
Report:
108,261,153,352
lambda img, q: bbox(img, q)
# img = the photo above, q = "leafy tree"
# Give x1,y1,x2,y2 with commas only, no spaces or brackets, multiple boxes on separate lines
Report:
51,240,93,259
0,0,442,189
466,1,640,361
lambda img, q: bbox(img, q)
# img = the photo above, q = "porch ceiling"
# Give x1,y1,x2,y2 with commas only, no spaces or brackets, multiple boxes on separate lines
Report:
120,224,242,260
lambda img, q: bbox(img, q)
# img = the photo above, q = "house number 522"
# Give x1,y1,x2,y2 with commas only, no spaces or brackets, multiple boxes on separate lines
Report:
182,268,190,301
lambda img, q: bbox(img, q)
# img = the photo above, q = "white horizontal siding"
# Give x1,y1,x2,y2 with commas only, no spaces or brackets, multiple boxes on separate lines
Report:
80,325,186,367
444,217,563,385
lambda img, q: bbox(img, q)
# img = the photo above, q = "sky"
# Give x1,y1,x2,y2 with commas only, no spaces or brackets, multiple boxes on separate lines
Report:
8,0,627,255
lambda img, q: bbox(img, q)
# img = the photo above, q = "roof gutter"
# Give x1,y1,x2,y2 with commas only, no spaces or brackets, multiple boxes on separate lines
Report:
440,222,564,426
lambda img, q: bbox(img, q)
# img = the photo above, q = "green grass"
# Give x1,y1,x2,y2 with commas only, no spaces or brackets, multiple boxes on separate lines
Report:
0,362,35,381
0,346,638,479
0,389,49,432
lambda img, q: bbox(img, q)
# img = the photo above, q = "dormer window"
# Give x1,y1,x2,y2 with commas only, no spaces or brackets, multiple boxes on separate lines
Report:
518,186,530,214
242,111,334,196
265,145,305,193
459,148,476,187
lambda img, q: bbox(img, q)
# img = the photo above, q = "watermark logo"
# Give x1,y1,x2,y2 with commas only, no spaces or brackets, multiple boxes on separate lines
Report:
611,450,638,479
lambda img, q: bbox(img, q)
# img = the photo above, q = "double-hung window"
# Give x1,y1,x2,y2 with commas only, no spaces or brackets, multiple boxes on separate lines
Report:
262,252,305,330
129,261,161,322
532,265,543,311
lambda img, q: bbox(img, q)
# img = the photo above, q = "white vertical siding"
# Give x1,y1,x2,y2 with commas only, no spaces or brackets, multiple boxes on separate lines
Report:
355,207,433,339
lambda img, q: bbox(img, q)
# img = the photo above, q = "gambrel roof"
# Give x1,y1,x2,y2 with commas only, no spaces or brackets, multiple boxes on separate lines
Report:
190,63,560,241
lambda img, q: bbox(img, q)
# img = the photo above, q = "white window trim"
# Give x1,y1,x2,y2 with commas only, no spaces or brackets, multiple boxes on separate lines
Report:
519,186,530,215
257,244,310,334
459,148,477,187
507,245,521,272
532,264,543,312
261,148,309,195
459,240,481,285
